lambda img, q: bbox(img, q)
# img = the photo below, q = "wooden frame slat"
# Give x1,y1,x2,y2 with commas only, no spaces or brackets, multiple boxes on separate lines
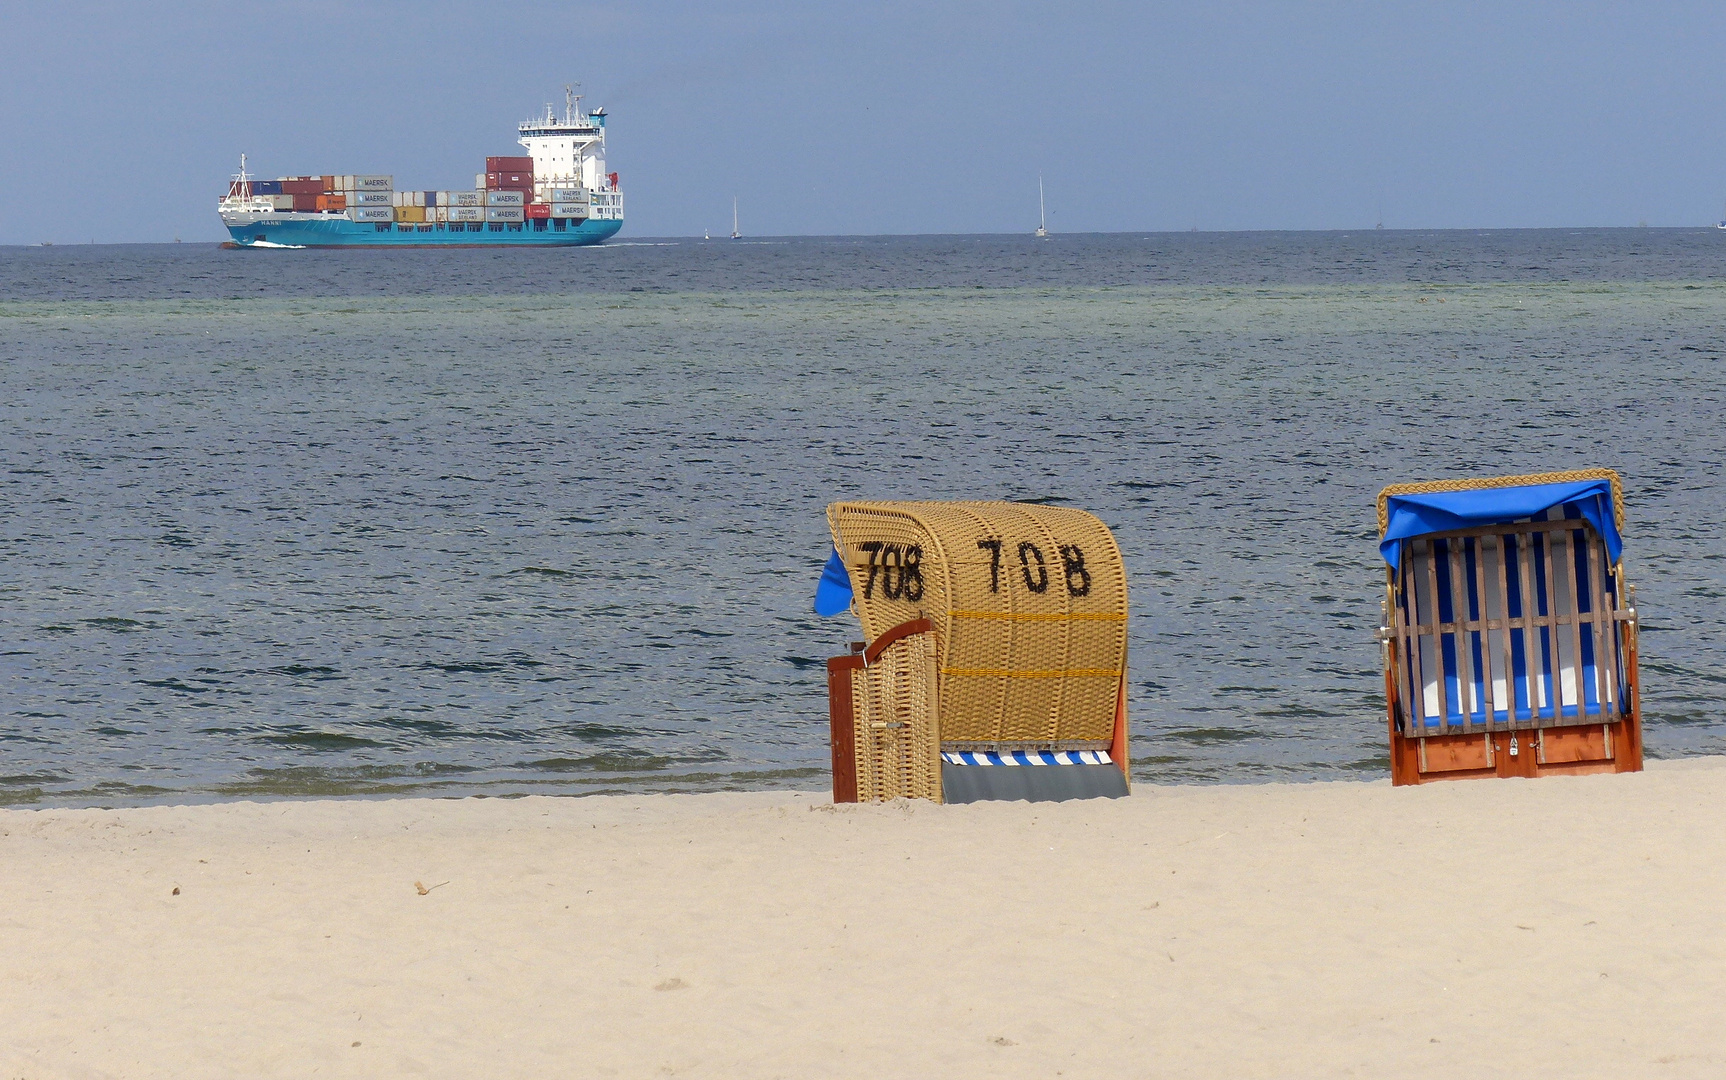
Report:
1392,584,1419,738
1558,525,1588,719
1581,531,1608,714
1447,538,1475,732
1491,533,1517,724
1471,536,1501,723
1423,542,1448,726
1525,524,1553,717
1402,545,1428,737
1587,541,1615,710
1539,526,1564,720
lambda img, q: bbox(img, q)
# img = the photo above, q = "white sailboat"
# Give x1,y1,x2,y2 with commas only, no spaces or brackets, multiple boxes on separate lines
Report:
731,198,741,239
1035,175,1048,238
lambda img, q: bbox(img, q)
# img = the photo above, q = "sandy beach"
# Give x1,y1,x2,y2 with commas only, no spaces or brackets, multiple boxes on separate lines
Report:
4,760,1725,1079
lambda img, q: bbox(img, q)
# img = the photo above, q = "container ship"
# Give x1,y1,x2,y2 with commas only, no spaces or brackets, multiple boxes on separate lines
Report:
218,89,622,248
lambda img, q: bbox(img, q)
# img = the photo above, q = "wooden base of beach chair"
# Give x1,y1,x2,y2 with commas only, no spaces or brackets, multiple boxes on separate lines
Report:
1384,642,1644,786
1388,720,1643,785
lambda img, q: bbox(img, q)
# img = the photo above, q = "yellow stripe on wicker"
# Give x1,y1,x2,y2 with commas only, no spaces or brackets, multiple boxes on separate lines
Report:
941,668,1123,679
950,611,1127,622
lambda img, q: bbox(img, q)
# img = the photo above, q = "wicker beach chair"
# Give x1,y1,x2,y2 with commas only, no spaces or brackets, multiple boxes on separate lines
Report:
1376,470,1643,785
816,501,1131,803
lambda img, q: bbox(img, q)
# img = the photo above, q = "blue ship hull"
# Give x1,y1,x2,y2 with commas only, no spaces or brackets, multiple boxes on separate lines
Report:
223,215,622,248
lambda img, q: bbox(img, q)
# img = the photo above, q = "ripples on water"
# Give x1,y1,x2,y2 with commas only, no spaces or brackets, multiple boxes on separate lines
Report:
1,231,1723,805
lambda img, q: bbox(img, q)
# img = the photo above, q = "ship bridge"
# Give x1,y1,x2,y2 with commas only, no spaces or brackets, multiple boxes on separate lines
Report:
519,88,612,191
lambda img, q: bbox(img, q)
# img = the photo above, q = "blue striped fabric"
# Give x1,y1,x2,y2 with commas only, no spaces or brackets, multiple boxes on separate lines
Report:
941,750,1112,766
1399,506,1628,729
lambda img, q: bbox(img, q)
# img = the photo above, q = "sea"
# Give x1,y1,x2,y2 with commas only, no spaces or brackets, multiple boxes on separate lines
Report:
2,230,1724,806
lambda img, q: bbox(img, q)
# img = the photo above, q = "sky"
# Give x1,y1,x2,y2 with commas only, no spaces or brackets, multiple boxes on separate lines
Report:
4,0,1726,243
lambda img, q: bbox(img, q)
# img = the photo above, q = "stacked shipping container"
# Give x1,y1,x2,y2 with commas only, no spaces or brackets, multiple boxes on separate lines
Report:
249,153,593,224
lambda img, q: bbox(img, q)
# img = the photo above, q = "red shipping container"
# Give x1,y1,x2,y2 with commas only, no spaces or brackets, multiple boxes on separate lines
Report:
524,203,551,219
485,171,534,190
291,194,320,211
486,156,533,173
281,179,324,195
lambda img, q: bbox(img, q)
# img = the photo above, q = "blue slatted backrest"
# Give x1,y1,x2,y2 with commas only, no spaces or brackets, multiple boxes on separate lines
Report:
1393,509,1627,734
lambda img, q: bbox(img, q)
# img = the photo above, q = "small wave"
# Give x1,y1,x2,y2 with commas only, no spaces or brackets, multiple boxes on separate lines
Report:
81,617,145,632
212,762,477,797
0,771,71,787
138,677,223,695
420,658,543,674
526,752,680,773
269,664,342,679
252,730,389,751
365,716,465,736
1165,727,1262,744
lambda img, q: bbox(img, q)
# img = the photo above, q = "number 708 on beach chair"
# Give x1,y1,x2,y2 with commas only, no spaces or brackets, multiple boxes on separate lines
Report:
1375,470,1643,785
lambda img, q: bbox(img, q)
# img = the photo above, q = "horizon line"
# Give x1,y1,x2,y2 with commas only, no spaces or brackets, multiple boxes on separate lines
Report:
6,223,1724,248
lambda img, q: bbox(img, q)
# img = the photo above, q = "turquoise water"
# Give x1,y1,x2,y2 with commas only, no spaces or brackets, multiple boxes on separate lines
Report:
3,233,1724,804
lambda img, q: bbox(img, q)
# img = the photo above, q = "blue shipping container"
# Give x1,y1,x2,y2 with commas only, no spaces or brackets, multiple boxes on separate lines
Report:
251,180,284,195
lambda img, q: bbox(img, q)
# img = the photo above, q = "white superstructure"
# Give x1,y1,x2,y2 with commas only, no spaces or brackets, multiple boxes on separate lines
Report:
520,87,623,221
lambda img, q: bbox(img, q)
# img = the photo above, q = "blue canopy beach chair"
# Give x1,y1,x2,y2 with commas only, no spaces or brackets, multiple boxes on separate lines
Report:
1376,469,1643,784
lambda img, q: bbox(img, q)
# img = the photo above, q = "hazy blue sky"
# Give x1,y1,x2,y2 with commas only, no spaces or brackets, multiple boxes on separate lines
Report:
5,1,1726,242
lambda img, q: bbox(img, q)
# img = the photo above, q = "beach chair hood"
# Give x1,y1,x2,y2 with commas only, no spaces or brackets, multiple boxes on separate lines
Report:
1378,473,1623,571
816,500,1132,803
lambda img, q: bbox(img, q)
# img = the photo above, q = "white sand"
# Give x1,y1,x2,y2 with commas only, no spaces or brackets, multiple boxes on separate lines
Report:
4,759,1725,1079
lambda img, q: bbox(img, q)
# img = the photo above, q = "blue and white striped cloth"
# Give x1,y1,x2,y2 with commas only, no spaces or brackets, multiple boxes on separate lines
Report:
942,749,1112,767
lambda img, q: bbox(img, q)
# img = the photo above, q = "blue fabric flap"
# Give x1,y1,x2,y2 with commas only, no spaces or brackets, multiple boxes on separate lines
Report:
813,548,853,616
1380,478,1620,570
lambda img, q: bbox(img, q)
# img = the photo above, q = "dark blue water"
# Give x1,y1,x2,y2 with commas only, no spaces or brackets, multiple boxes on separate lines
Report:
3,230,1724,805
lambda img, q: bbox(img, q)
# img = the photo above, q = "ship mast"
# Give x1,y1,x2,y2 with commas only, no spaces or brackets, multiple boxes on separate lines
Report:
225,153,252,206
